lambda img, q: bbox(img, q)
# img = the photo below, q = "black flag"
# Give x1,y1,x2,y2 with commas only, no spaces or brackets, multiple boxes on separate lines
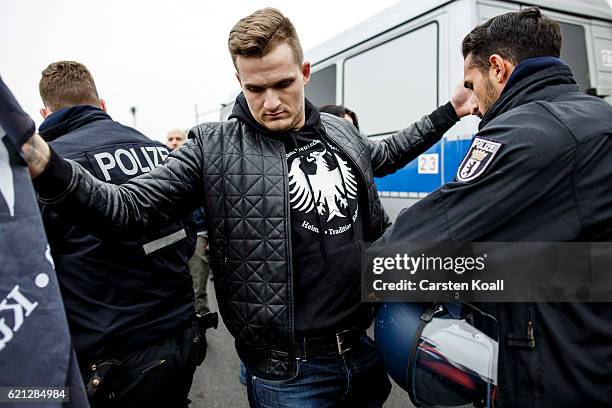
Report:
0,76,89,407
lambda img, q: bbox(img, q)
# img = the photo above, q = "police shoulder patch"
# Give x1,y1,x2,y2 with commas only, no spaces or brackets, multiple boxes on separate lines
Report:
456,137,503,183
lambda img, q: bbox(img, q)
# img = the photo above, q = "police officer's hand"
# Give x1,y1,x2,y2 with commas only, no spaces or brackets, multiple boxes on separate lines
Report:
450,81,478,118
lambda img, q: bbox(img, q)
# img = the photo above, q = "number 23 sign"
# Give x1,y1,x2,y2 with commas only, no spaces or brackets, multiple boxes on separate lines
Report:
418,153,439,174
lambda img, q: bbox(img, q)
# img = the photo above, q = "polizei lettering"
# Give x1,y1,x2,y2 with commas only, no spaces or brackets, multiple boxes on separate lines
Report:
472,138,500,153
94,146,169,181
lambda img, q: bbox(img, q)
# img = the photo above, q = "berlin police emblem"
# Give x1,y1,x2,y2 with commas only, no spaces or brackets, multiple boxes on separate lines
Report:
456,137,502,182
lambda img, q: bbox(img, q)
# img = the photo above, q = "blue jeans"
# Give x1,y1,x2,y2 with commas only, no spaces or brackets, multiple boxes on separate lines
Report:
246,335,391,408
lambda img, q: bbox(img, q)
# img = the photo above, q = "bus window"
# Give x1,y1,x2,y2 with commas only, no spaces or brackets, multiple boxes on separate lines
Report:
559,22,590,92
305,64,336,107
343,22,438,136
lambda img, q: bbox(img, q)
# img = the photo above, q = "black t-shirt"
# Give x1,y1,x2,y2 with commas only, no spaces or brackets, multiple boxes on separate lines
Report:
231,95,366,335
285,132,364,334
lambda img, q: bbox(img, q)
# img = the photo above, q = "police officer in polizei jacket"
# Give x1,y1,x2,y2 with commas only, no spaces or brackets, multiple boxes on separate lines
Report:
36,61,211,408
381,7,612,407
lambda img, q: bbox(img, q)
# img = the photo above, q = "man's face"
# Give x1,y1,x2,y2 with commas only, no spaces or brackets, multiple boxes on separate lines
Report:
463,54,502,118
166,132,186,150
235,42,310,132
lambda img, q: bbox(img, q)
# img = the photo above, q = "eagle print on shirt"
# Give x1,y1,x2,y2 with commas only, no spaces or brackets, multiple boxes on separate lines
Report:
287,140,358,236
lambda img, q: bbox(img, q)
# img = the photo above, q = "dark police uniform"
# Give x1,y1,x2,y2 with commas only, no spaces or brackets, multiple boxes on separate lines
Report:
383,58,612,406
39,105,203,408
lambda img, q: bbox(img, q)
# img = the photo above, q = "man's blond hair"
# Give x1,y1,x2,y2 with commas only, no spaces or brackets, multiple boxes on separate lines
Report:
228,8,304,69
39,61,100,112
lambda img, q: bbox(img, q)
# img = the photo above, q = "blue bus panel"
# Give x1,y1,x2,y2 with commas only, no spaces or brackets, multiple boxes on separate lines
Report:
374,138,472,195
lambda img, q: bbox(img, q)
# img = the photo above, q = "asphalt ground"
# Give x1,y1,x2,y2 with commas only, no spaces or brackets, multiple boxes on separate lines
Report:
188,278,412,408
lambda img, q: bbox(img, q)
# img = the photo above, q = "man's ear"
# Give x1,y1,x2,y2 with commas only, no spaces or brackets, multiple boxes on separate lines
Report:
39,108,49,119
489,54,513,84
99,99,107,112
235,72,242,87
302,61,311,86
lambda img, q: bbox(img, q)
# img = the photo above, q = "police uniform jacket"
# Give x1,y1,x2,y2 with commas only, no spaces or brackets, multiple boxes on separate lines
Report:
383,58,612,406
38,106,196,365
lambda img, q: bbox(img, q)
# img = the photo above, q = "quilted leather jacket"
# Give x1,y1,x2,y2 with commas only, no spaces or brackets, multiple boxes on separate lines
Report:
36,102,459,379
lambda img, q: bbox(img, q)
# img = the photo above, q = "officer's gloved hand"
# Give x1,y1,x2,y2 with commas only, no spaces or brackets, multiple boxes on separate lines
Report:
0,76,36,148
194,312,218,366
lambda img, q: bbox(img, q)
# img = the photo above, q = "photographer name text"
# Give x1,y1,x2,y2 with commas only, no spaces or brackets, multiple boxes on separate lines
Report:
372,279,504,292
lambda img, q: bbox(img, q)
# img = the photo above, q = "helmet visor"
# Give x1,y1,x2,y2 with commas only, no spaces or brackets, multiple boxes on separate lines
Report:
411,303,499,408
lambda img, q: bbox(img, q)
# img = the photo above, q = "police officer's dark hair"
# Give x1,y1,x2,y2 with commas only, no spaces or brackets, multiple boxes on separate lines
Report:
462,7,562,71
39,61,100,112
319,105,360,131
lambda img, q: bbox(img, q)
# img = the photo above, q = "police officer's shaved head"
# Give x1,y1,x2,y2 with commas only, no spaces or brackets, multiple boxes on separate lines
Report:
462,7,562,71
39,61,101,112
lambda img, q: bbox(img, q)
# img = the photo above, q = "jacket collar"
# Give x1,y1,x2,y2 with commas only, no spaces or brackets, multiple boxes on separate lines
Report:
39,105,111,142
479,57,578,130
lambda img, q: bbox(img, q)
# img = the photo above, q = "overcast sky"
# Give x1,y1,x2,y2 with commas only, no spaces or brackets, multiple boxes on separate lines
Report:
3,0,612,143
0,0,400,142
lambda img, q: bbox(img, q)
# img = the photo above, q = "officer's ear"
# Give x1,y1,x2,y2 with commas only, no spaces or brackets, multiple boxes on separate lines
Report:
99,99,107,112
39,107,51,119
488,54,514,85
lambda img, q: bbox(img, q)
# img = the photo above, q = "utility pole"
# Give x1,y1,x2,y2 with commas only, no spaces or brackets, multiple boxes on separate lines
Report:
130,106,137,128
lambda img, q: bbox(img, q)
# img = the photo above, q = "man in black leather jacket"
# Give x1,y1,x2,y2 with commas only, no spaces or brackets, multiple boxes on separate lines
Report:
19,8,474,407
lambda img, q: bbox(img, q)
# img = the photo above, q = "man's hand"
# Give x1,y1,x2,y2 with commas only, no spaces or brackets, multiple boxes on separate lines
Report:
0,76,51,177
21,133,51,178
450,82,478,118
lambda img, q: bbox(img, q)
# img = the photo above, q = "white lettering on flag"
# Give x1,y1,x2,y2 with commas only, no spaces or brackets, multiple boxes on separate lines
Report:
0,136,15,217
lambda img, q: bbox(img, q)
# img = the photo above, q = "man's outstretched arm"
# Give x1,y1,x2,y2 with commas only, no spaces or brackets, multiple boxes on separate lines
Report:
32,137,205,237
0,76,204,236
366,83,476,177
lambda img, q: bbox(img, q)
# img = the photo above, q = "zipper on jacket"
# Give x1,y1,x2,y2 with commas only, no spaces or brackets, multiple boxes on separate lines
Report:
326,133,369,195
527,320,535,345
527,308,535,347
507,309,536,349
279,140,297,375
324,130,374,238
141,358,166,374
